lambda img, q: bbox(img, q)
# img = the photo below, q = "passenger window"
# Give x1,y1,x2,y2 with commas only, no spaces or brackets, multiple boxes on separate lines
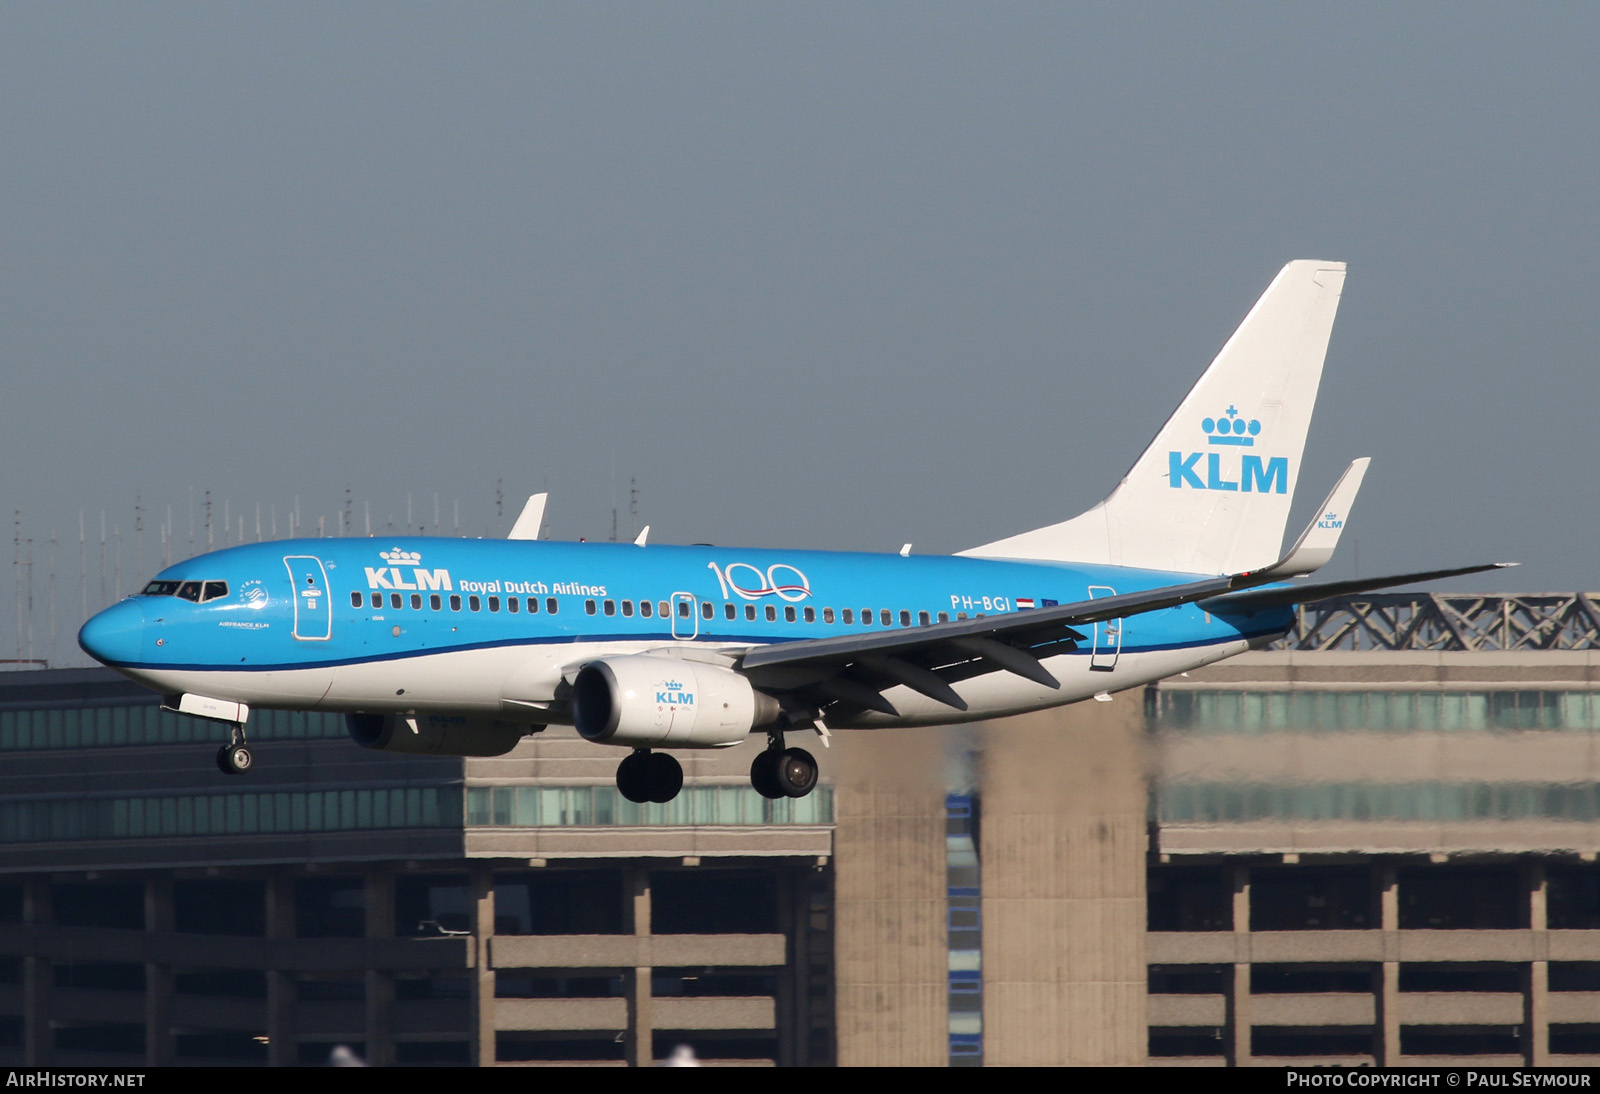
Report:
702,601,713,620
677,601,690,618
411,594,422,610
899,610,911,627
622,600,633,617
176,582,202,602
803,607,815,623
937,611,949,624
724,603,735,620
527,597,538,614
450,595,462,612
391,593,402,610
785,606,796,623
585,600,597,615
547,598,558,614
765,605,777,622
488,596,499,612
430,594,442,611
603,600,615,616
639,600,652,618
508,597,519,613
658,601,669,618
957,611,968,621
469,595,481,612
823,608,834,624
861,608,872,626
842,608,853,624
881,609,892,626
201,581,229,602
918,611,930,626
351,592,363,608
745,604,756,621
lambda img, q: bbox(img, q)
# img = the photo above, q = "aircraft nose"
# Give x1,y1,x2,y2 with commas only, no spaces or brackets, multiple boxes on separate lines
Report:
78,599,146,666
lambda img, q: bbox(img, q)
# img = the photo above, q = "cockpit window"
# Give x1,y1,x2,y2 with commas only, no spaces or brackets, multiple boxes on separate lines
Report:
142,579,230,601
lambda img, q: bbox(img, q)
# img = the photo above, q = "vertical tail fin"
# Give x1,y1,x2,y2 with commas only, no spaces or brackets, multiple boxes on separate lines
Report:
960,260,1347,575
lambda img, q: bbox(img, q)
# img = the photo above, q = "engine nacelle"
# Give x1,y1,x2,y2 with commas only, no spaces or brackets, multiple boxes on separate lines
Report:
572,656,779,748
345,712,528,757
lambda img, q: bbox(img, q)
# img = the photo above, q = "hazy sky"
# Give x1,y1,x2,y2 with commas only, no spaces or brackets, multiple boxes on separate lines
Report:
3,5,1597,663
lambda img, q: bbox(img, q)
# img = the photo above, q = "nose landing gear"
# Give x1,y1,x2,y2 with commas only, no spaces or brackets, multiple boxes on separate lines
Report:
750,731,818,800
616,749,684,804
215,724,253,775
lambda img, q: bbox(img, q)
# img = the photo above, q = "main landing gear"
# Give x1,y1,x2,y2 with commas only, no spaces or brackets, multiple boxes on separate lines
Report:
616,749,684,804
215,724,252,775
750,731,818,800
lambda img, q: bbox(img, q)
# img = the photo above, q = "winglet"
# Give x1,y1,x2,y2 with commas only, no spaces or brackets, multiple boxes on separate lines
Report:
634,525,650,547
1252,458,1370,580
508,494,547,540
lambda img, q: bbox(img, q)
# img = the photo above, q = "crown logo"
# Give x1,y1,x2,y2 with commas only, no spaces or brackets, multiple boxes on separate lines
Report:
380,548,422,565
1202,406,1261,447
662,680,683,691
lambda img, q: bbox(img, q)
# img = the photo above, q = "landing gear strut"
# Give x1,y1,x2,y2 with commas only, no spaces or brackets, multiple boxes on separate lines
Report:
616,749,683,804
215,723,252,775
750,731,818,800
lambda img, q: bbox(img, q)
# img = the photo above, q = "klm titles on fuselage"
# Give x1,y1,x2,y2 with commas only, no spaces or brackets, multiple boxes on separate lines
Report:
1168,408,1288,494
363,565,605,599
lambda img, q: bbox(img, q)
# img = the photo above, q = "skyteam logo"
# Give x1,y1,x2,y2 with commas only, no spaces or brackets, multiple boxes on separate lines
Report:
656,679,695,707
1169,406,1288,494
365,548,453,592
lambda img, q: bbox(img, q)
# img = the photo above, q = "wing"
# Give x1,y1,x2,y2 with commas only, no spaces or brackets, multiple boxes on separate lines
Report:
736,573,1239,715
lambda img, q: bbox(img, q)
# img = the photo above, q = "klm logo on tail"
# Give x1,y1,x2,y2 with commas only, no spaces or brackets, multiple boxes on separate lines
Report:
1168,407,1288,494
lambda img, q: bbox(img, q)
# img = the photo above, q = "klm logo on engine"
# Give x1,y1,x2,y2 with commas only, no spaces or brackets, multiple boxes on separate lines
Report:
365,548,453,592
656,679,695,707
1168,406,1288,494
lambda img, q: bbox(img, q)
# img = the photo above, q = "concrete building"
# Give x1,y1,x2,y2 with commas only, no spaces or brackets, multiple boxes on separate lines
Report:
3,592,1598,1066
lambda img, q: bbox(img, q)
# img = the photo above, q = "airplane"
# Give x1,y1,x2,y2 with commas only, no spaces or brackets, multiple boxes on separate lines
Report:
77,260,1506,804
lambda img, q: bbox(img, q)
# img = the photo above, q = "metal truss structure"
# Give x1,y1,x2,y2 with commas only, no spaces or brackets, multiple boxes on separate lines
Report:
1272,593,1600,652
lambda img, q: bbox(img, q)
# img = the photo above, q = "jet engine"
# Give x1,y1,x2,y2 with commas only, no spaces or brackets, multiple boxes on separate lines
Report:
572,656,779,748
345,712,528,757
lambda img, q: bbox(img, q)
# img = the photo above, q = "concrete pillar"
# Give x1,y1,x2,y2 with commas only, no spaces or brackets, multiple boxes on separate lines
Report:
1226,865,1251,1067
1375,862,1401,1066
23,878,49,1065
980,701,1148,1066
472,867,496,1066
364,872,395,1068
832,730,948,1067
144,877,173,1067
623,867,653,1067
264,872,294,1068
1525,861,1549,1066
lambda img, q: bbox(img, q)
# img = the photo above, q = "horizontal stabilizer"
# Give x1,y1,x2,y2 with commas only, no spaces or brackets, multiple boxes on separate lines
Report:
1201,562,1518,615
508,494,547,540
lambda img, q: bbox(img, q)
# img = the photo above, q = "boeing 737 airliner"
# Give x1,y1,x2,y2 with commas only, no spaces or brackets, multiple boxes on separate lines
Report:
78,261,1505,804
